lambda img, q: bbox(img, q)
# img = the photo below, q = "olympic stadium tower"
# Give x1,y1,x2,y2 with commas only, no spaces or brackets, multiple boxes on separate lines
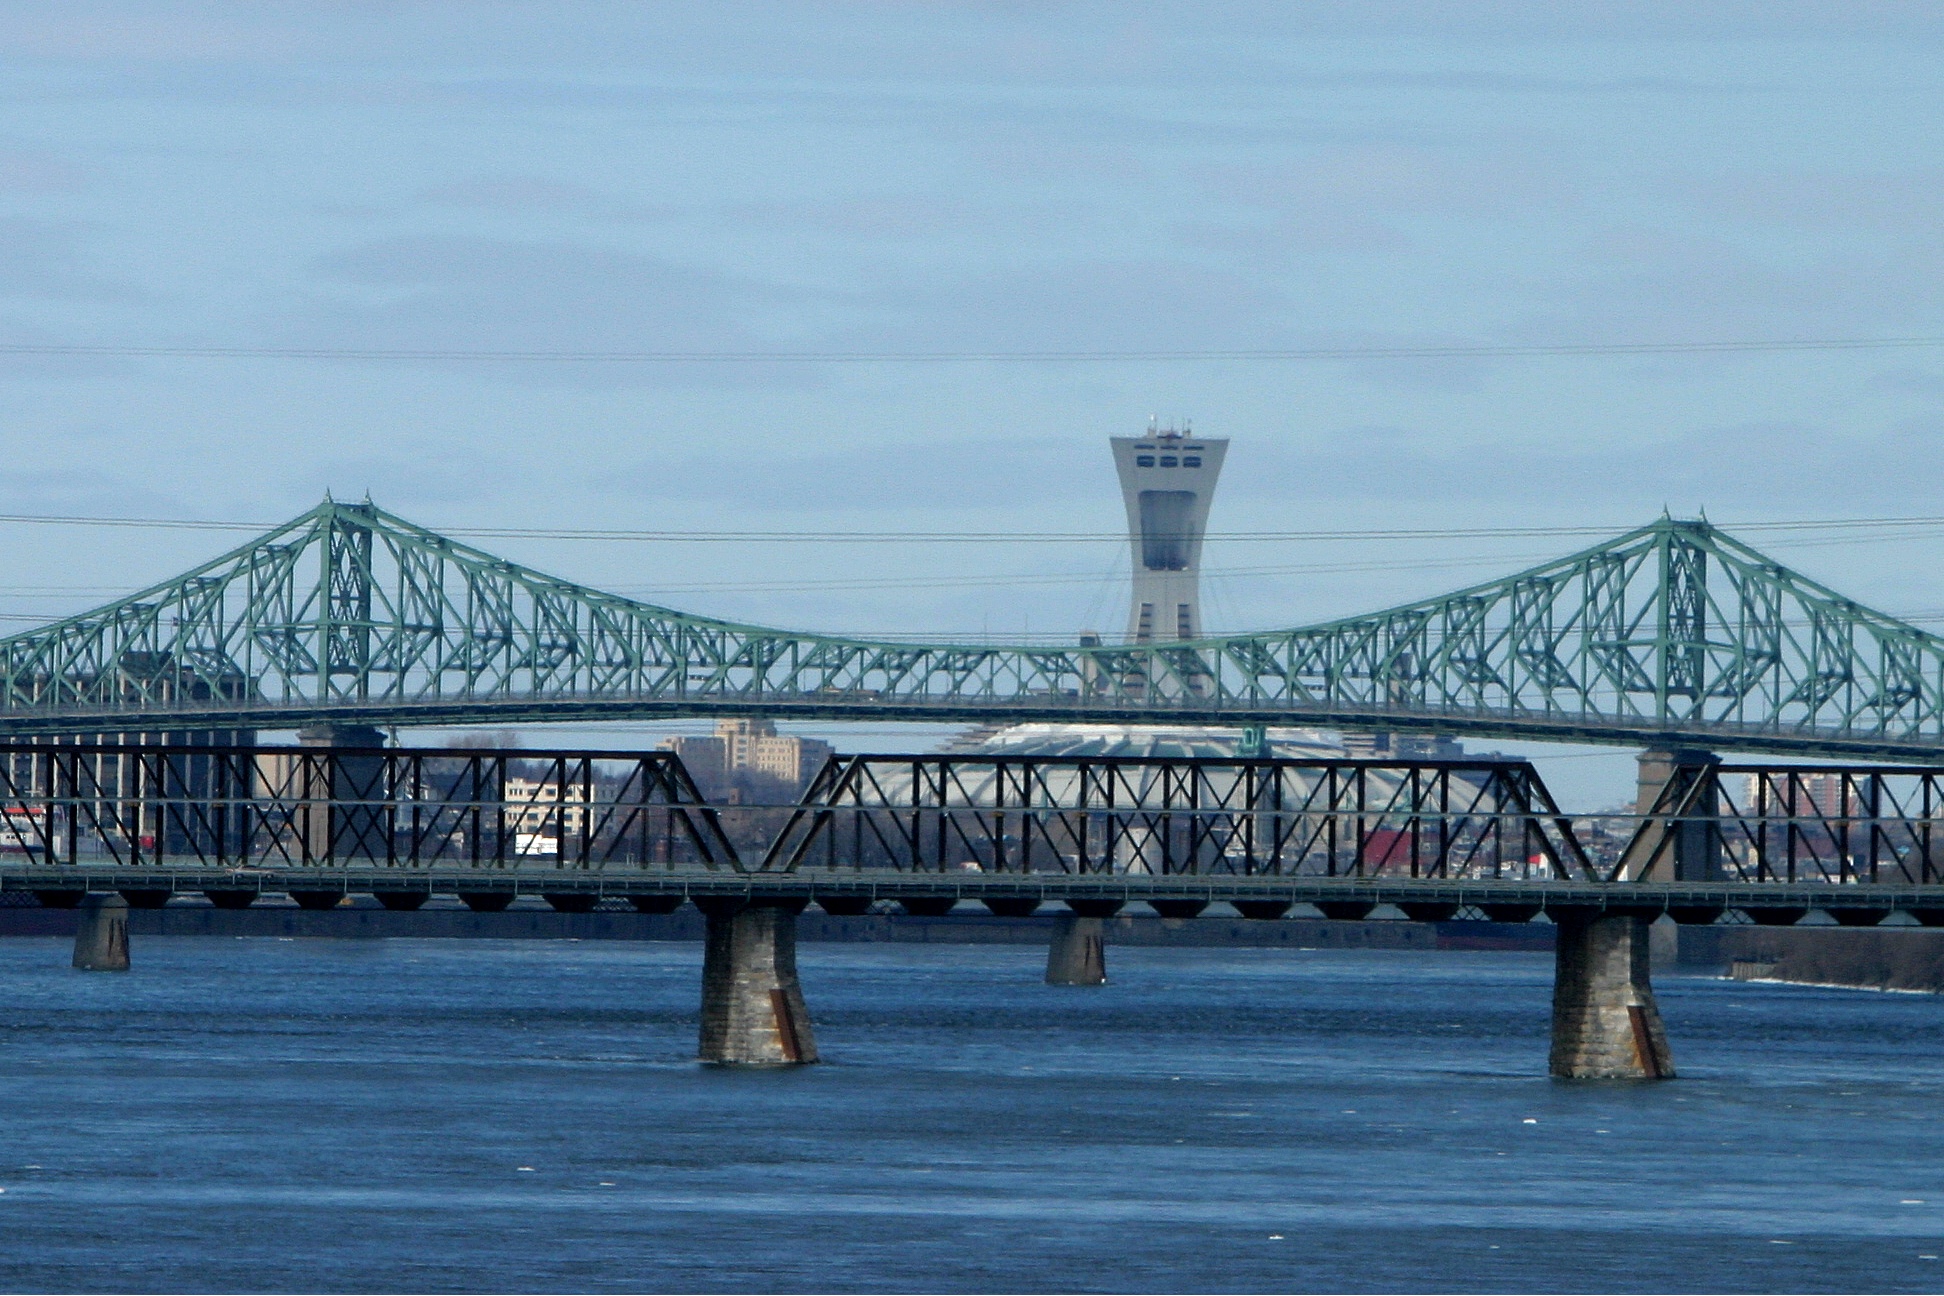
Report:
1110,424,1227,643
942,424,1339,763
918,424,1474,859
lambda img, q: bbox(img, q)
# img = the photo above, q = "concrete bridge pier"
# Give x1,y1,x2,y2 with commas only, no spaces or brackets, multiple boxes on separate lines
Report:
72,893,130,971
1046,909,1109,986
1549,907,1674,1080
697,899,818,1065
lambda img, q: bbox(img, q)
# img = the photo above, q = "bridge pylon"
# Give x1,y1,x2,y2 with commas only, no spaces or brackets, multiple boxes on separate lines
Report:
697,898,818,1065
1549,907,1674,1079
294,723,390,863
1046,911,1108,986
72,892,129,971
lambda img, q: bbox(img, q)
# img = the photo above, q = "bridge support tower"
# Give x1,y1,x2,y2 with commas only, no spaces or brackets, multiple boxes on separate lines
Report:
298,723,389,862
1046,910,1109,986
1625,748,1722,881
1549,908,1673,1079
697,899,817,1065
73,893,130,971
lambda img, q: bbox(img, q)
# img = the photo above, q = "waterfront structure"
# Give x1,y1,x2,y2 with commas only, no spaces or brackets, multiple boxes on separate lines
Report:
1110,423,1227,644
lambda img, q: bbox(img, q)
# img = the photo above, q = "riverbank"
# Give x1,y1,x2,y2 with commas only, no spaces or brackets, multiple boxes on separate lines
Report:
1701,927,1944,994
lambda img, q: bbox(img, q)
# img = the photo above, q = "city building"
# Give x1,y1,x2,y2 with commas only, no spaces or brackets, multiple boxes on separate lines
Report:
663,718,833,801
503,775,591,846
1341,731,1468,760
1110,422,1228,643
1733,770,1849,818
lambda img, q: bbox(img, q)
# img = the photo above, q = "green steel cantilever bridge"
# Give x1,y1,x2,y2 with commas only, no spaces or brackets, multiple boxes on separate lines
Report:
0,497,1941,759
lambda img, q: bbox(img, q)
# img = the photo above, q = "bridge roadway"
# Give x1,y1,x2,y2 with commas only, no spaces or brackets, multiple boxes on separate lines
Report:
34,699,1944,764
12,696,1944,764
7,866,1942,923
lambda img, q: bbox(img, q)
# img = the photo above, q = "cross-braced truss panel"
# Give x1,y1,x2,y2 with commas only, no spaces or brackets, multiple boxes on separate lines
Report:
0,501,1940,753
761,755,1594,881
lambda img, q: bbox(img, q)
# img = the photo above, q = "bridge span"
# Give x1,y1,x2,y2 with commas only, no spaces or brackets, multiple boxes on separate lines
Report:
1,498,1943,757
11,739,1944,1081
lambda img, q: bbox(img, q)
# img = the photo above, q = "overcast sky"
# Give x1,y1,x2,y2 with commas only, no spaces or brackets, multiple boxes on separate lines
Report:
4,4,1943,801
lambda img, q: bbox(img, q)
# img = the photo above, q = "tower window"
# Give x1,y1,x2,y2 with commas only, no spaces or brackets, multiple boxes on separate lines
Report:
1183,456,1201,467
1136,455,1154,467
1160,456,1178,467
1137,491,1194,570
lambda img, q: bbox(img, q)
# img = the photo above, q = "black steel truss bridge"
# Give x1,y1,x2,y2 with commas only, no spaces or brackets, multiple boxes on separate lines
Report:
5,741,1944,927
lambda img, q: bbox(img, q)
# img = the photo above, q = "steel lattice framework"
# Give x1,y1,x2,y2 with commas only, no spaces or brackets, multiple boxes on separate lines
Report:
4,744,1944,923
761,754,1592,882
0,742,735,874
2,498,1943,756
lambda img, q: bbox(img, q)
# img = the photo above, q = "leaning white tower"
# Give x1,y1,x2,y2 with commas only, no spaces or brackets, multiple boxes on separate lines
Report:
1109,423,1228,642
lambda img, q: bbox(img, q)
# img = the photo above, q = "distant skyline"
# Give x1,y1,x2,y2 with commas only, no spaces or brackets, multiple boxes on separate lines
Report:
3,3,1943,803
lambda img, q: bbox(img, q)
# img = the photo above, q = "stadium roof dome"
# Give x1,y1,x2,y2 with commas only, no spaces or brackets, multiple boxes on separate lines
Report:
942,722,1345,761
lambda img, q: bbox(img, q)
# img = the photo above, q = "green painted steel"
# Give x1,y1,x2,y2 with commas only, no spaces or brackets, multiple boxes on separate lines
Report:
3,498,1943,756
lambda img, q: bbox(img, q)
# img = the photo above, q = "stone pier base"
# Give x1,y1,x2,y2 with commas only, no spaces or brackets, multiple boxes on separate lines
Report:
1046,913,1106,986
73,893,130,971
698,900,817,1065
1550,909,1674,1079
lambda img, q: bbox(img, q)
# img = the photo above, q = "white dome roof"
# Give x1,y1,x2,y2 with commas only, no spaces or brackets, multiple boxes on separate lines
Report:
945,722,1345,761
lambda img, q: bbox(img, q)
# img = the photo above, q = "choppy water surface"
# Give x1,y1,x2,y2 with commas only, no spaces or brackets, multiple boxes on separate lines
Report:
1,937,1942,1293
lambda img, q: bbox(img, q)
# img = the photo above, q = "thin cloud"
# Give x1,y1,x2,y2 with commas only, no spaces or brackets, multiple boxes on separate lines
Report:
265,233,831,389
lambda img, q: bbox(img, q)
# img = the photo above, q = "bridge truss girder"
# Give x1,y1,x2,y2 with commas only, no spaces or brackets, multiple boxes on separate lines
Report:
1,500,1942,756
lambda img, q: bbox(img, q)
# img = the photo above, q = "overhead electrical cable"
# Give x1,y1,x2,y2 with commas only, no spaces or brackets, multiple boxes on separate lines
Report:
9,511,1944,543
3,335,1943,363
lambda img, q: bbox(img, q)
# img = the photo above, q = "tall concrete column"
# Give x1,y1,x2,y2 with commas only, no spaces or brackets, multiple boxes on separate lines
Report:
1046,912,1106,985
72,893,130,971
1549,908,1674,1080
1620,748,1721,882
297,723,389,862
697,899,818,1065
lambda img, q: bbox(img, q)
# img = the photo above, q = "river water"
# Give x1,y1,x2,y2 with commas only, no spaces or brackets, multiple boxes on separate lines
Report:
0,936,1940,1293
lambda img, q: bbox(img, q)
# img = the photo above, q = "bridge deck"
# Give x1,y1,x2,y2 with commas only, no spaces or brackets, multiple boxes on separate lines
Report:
6,867,1939,920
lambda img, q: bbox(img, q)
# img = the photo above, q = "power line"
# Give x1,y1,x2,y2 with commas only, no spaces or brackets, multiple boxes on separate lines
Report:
4,336,1944,363
0,524,1926,606
610,551,1543,598
9,511,1944,544
0,529,1921,609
